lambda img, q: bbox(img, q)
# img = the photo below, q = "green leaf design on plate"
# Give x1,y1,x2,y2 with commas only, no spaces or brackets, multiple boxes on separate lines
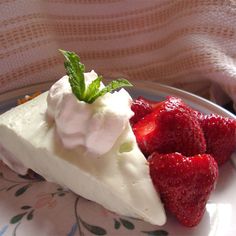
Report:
6,184,19,191
17,174,33,180
21,205,31,210
142,230,169,236
114,219,121,230
27,210,34,221
10,212,27,224
119,218,135,230
15,184,31,196
80,219,107,235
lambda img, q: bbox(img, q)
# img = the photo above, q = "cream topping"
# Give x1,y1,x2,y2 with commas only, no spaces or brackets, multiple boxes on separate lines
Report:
46,71,134,156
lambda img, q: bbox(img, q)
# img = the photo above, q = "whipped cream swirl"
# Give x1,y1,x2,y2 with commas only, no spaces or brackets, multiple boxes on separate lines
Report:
46,71,134,156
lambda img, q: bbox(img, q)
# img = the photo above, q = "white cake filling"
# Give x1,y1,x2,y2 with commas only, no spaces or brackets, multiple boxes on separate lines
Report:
0,74,166,226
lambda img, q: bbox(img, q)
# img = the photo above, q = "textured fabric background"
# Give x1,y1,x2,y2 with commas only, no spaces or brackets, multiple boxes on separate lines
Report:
0,0,236,108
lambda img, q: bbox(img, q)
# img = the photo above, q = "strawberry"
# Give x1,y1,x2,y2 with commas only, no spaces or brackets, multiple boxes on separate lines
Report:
198,114,236,166
149,152,218,227
132,109,160,155
130,97,153,126
132,96,206,157
137,96,161,109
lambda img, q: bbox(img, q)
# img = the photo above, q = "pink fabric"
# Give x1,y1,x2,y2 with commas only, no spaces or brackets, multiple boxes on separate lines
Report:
0,0,236,109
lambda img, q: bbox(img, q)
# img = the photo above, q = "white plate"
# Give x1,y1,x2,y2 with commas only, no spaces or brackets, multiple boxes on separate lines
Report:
0,82,235,236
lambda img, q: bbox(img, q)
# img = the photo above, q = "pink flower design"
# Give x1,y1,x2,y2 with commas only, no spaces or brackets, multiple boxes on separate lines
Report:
34,193,57,209
100,206,114,218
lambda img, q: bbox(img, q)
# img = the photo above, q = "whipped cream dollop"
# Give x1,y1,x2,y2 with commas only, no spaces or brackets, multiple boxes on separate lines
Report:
47,71,134,156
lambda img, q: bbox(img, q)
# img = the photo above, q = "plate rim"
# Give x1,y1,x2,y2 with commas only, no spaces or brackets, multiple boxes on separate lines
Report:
0,80,235,119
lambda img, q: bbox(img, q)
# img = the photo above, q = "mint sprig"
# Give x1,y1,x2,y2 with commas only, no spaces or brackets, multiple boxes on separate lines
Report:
59,49,133,103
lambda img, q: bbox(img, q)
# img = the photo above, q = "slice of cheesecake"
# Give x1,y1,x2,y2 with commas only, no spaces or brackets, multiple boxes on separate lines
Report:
0,91,166,226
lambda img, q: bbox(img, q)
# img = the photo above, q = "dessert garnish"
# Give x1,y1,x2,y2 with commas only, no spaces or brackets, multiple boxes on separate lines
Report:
132,96,206,157
131,95,236,226
149,152,218,227
46,51,135,154
198,114,236,165
130,97,153,126
59,49,132,103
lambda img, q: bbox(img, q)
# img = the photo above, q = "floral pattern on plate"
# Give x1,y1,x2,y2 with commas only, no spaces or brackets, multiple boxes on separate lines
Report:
0,162,169,236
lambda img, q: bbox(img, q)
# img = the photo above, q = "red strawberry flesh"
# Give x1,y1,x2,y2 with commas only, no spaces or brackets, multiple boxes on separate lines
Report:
130,97,152,126
132,110,160,156
137,96,161,109
199,114,236,165
149,152,218,227
132,96,206,157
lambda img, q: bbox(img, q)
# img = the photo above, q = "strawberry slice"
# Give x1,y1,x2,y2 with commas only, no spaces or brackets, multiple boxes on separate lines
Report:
149,152,218,227
132,109,160,156
198,114,236,166
132,96,206,157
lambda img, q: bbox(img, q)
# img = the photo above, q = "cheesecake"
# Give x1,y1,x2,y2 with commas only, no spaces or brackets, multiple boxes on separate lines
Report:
0,53,166,226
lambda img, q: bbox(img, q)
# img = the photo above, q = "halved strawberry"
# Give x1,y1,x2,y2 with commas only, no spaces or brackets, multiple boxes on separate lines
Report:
149,152,218,227
198,114,236,165
132,109,160,156
132,96,206,157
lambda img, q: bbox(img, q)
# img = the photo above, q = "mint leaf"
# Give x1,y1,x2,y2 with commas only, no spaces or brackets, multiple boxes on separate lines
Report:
60,49,133,103
84,76,102,103
88,79,132,103
59,49,86,100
